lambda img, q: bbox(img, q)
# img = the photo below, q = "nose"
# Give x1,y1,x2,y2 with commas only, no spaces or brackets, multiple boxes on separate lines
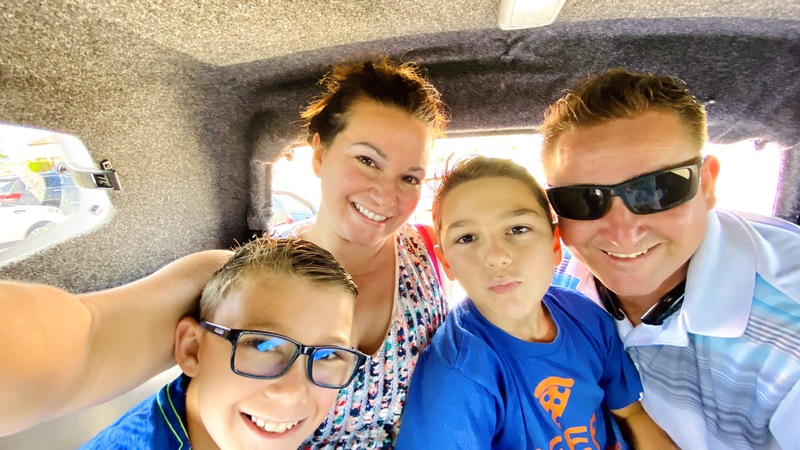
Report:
483,237,512,269
369,178,397,208
261,358,311,405
601,197,648,247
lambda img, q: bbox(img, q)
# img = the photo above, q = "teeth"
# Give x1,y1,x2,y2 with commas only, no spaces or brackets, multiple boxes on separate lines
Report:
248,414,300,433
354,203,388,221
606,248,649,259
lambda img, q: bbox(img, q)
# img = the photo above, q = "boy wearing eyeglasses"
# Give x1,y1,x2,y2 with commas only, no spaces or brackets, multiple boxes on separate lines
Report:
541,68,800,449
81,238,366,450
396,156,676,449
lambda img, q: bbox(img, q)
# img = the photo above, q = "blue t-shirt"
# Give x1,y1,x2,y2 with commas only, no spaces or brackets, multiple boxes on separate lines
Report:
396,286,642,450
80,375,191,450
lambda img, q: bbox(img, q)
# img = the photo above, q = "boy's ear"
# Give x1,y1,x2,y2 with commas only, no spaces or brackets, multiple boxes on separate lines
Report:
175,317,203,377
433,244,457,281
552,226,563,266
311,133,324,178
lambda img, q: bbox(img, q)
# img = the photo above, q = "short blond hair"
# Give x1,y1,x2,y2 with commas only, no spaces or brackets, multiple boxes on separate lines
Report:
540,68,707,167
199,237,357,320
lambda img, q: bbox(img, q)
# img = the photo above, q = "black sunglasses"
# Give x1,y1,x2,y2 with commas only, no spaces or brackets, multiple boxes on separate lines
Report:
546,157,704,221
200,321,368,389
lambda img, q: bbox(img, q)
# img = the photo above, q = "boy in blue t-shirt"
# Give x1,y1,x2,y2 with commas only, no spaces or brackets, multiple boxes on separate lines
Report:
81,238,366,450
396,156,675,449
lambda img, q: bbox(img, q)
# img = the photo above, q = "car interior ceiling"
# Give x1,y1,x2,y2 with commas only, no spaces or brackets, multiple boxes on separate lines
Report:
0,0,798,446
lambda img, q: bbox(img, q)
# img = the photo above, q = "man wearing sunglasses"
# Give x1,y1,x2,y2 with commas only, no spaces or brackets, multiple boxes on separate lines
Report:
541,68,800,450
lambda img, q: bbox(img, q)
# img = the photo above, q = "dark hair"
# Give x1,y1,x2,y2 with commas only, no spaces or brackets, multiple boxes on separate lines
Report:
539,68,707,166
432,156,555,237
200,237,358,320
301,57,447,147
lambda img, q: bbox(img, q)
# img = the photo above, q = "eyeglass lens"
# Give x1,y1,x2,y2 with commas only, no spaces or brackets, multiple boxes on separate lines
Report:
234,333,359,388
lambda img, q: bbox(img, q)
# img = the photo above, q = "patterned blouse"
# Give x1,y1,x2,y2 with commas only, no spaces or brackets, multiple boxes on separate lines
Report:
300,223,449,449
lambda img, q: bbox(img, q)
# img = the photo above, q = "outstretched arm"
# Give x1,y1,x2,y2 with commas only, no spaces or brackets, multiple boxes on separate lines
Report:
611,401,677,449
0,249,232,437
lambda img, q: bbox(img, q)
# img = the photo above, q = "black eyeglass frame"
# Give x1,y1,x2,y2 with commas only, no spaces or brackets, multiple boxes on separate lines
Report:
546,156,704,221
199,320,367,389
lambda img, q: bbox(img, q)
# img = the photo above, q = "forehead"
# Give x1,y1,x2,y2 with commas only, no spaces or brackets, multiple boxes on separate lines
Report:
441,176,548,225
336,100,432,149
546,111,699,187
212,274,353,339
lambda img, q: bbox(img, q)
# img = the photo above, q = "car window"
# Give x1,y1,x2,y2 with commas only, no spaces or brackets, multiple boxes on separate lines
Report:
279,193,315,221
270,196,290,226
0,124,113,263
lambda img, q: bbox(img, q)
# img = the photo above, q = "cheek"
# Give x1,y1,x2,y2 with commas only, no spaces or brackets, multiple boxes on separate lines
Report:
311,388,340,422
556,219,592,246
398,188,422,210
446,248,479,277
658,204,709,247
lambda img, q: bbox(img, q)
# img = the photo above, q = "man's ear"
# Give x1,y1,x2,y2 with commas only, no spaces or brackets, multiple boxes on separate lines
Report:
175,317,203,377
699,155,721,210
433,244,457,281
311,133,324,178
552,226,563,266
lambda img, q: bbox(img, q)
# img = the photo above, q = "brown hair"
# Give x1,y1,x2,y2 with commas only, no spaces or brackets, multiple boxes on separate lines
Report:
539,68,707,166
432,155,555,237
301,57,447,147
200,237,358,320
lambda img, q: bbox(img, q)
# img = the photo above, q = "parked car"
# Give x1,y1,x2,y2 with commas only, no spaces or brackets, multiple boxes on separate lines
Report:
0,204,65,248
0,176,40,207
270,191,317,237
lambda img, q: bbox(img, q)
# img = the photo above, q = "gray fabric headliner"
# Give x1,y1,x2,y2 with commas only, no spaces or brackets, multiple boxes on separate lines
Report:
0,0,799,296
62,0,800,66
0,3,799,447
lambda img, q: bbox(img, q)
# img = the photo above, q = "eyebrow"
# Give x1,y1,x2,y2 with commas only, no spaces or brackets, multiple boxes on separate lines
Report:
240,321,350,346
352,142,426,173
445,208,542,233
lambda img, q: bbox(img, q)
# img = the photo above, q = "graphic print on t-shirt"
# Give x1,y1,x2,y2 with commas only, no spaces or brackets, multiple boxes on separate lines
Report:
534,376,575,427
533,376,608,450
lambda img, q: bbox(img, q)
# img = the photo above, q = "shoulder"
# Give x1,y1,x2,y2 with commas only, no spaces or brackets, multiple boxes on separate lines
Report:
79,391,162,449
716,210,800,301
81,376,189,450
545,286,619,342
547,285,611,321
716,209,800,253
421,302,504,381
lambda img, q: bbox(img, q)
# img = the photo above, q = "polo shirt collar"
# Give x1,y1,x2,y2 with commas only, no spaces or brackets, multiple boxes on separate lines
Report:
683,210,753,337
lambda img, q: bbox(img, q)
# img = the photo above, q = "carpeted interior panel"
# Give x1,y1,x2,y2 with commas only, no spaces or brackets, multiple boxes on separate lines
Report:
0,2,798,293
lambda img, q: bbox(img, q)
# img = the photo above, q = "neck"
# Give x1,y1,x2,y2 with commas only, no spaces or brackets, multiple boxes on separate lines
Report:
610,269,688,327
299,221,395,276
481,298,556,343
616,295,660,326
185,380,220,450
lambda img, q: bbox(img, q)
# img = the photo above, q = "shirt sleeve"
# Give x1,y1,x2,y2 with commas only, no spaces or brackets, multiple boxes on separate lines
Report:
770,378,800,447
395,352,497,450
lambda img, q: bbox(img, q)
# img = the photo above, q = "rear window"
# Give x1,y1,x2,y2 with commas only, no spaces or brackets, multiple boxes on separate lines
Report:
272,133,782,223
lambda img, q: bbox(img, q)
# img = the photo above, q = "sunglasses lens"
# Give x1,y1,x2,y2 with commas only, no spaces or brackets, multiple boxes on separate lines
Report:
548,162,701,220
624,167,696,214
548,186,608,220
